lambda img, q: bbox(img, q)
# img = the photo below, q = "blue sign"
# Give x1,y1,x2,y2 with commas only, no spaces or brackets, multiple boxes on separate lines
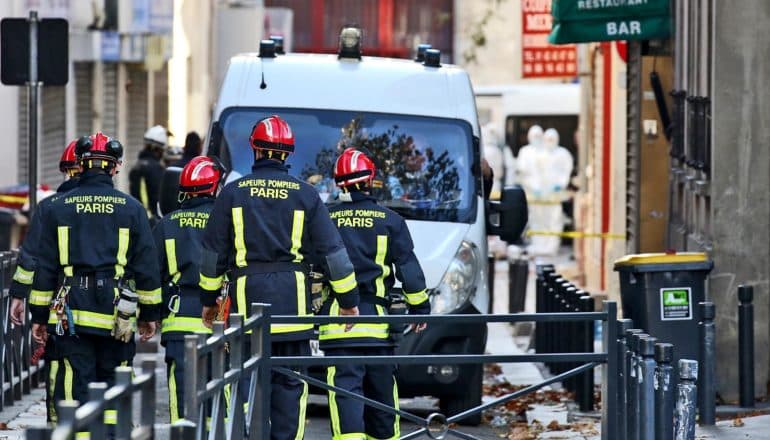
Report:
101,31,120,62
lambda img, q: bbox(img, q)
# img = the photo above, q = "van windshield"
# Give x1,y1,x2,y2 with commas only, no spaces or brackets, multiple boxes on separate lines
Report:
218,108,478,223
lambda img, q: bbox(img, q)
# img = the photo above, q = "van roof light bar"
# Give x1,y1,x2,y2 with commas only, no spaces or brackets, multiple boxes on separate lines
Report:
259,40,276,58
423,49,441,68
414,44,432,62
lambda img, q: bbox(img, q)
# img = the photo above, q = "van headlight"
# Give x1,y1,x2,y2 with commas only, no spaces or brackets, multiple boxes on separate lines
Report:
430,241,479,314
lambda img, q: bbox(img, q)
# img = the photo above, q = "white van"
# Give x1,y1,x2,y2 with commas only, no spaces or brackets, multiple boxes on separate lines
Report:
202,39,526,424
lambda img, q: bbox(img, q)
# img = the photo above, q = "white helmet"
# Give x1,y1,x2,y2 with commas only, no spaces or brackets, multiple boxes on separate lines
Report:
144,125,168,148
527,125,544,145
543,128,560,149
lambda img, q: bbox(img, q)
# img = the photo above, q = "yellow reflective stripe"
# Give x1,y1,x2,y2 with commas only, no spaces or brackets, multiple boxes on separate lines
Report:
335,434,366,440
48,360,59,422
162,316,212,334
290,210,305,262
140,178,152,217
270,323,314,333
165,238,181,284
115,228,129,278
236,275,247,318
137,288,162,305
375,235,389,297
295,380,309,440
318,324,389,340
329,272,357,294
169,361,180,423
392,376,400,439
29,290,54,306
104,409,117,425
232,207,247,268
13,266,34,285
328,366,341,437
64,359,74,400
199,273,224,291
50,309,120,330
63,266,73,277
403,289,429,306
75,432,90,439
296,271,307,316
57,226,70,267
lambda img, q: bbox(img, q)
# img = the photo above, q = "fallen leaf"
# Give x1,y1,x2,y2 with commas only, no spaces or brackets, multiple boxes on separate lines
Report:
733,417,745,427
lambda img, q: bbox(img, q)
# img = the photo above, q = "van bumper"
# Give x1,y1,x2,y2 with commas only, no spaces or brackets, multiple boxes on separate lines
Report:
395,302,487,398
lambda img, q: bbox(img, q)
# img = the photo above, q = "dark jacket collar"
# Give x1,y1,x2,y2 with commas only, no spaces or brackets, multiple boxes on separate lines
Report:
138,148,160,161
78,170,114,188
56,178,80,193
342,191,376,203
251,158,288,173
181,196,214,210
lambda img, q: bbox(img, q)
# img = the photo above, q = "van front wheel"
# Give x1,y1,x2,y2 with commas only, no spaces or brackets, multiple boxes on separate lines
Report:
438,366,483,426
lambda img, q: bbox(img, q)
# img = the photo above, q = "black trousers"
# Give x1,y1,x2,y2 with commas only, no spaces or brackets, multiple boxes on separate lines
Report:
53,333,135,427
165,340,186,423
43,335,62,422
325,347,399,440
241,339,310,440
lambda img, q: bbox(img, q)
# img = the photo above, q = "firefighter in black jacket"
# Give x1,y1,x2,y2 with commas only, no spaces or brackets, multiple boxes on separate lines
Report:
321,147,431,440
129,125,168,224
153,156,225,422
199,115,360,440
30,132,161,427
9,139,81,422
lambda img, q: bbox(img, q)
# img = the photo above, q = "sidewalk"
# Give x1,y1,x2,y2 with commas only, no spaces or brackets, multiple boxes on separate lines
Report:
696,415,770,439
0,387,46,439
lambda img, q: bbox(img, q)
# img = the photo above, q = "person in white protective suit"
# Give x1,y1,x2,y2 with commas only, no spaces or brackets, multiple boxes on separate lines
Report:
482,123,507,258
524,127,574,256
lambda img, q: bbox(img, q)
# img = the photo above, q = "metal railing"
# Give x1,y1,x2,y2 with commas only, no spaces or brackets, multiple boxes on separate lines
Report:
0,249,45,410
170,301,622,440
25,360,157,440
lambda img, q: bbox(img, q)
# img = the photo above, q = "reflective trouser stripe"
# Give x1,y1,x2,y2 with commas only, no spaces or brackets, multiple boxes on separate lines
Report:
29,289,54,306
162,316,211,334
329,272,357,294
375,235,389,298
392,377,400,439
295,381,309,440
140,178,152,218
63,359,74,400
169,361,180,423
104,409,117,425
49,309,124,330
403,289,429,306
319,301,388,341
48,360,59,422
137,288,162,305
236,275,247,322
327,366,365,440
165,238,181,284
199,273,224,291
290,210,305,262
270,271,313,334
115,228,129,278
13,265,34,285
57,226,70,267
232,207,247,268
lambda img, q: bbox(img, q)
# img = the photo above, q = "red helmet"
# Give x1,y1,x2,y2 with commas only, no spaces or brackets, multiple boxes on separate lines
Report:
334,147,376,189
59,139,80,174
249,115,295,158
179,156,225,195
75,132,123,168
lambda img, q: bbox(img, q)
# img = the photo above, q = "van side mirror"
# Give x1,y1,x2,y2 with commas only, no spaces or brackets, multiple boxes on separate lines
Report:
159,166,183,216
487,186,528,243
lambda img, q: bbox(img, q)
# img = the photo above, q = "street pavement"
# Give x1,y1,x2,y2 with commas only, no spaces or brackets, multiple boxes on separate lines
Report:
5,250,768,438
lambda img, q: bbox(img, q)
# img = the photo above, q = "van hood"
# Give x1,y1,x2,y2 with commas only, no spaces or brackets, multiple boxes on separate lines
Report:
405,220,471,288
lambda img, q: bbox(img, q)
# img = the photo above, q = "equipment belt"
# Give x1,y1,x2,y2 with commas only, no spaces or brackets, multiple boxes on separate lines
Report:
231,261,308,278
358,295,389,308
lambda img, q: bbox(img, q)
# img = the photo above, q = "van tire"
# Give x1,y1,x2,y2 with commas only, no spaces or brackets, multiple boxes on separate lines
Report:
439,366,483,426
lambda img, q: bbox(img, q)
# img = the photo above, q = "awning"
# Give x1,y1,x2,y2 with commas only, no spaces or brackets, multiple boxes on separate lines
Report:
548,0,672,45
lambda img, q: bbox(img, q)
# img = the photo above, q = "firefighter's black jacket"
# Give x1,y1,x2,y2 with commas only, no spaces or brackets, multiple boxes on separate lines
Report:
10,179,79,299
31,170,162,336
129,148,164,220
200,159,359,341
320,191,430,348
153,196,214,342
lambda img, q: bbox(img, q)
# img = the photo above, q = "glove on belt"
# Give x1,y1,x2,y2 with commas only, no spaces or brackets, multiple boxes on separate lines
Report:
112,288,138,343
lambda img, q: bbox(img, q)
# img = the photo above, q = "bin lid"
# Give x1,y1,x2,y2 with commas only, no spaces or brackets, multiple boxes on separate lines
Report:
614,252,713,273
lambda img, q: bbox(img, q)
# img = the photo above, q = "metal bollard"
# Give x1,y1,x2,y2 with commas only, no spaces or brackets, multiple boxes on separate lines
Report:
655,343,675,440
628,332,649,440
698,302,716,425
170,420,197,440
638,337,658,440
545,273,561,359
535,266,554,354
738,285,755,408
508,258,529,313
674,359,698,440
564,286,579,390
488,255,495,313
577,294,595,411
616,319,634,437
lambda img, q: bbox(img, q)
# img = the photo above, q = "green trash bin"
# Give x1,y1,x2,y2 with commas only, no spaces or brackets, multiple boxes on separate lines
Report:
614,252,713,365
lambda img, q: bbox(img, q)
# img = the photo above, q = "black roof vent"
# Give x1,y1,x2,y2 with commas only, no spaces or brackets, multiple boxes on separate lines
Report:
423,49,441,68
270,35,285,55
259,40,276,58
414,44,432,62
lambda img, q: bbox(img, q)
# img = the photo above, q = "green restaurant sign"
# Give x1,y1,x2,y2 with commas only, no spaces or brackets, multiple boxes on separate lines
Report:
548,0,671,44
